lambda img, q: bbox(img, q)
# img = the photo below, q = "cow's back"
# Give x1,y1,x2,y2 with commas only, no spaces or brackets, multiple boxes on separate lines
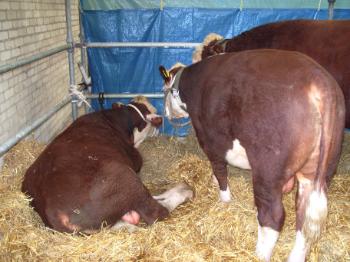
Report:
180,50,344,163
226,20,350,126
22,112,143,230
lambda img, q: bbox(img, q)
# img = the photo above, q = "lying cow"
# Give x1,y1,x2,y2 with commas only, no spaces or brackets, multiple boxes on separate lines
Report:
193,19,350,128
160,50,345,261
22,96,193,233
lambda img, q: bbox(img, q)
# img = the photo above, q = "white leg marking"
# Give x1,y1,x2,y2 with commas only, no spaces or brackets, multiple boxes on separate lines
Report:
288,231,307,262
256,224,279,262
219,186,231,202
225,139,251,169
153,183,193,212
212,175,219,186
111,221,138,233
304,190,328,241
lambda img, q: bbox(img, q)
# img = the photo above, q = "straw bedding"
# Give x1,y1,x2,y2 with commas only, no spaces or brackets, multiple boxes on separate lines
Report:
0,130,349,261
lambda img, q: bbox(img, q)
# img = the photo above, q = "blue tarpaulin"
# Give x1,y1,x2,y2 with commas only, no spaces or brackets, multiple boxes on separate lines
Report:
80,1,350,136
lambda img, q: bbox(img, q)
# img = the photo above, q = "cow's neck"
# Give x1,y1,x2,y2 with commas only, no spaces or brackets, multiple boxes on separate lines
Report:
101,108,134,143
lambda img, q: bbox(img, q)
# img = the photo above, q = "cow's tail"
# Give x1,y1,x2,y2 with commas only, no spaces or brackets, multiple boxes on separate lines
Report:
302,80,345,244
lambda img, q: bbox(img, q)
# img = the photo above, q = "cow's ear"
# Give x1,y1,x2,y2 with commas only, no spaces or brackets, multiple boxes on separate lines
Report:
159,66,171,82
146,114,163,128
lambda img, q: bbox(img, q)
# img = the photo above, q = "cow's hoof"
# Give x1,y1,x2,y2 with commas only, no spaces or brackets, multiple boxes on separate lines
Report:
219,188,231,202
153,182,193,212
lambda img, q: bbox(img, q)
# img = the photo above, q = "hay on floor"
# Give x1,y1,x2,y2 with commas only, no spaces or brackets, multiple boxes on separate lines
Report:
0,131,349,261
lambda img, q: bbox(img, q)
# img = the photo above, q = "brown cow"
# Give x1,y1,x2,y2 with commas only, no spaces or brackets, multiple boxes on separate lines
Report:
193,19,350,128
160,50,345,261
22,96,193,233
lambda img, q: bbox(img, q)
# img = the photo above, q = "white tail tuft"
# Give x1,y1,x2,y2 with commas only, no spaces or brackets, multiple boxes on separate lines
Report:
303,190,328,242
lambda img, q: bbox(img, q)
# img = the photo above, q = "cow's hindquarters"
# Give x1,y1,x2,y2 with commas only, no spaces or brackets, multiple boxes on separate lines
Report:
289,79,345,261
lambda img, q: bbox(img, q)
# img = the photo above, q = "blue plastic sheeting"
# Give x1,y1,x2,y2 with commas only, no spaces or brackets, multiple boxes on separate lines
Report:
81,0,350,10
81,7,350,136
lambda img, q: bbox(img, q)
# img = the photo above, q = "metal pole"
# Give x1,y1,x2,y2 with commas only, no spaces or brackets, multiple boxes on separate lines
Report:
78,2,90,115
328,0,336,19
0,96,71,157
65,0,78,120
83,42,200,48
86,93,164,99
0,45,69,75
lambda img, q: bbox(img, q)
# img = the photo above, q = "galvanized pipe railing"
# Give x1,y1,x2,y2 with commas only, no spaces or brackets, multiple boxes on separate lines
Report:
328,0,336,19
82,42,200,48
86,93,164,99
0,96,72,157
65,0,78,121
0,0,77,157
0,45,69,75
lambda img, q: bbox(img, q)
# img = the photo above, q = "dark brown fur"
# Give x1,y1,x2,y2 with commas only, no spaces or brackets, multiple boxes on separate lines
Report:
177,50,344,233
200,20,350,127
22,102,168,233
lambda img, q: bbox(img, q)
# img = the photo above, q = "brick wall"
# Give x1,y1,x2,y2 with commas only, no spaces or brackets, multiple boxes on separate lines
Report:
0,0,84,153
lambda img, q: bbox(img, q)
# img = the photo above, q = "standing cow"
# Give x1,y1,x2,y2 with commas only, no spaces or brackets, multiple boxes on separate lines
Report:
22,96,193,233
160,50,345,261
193,19,350,128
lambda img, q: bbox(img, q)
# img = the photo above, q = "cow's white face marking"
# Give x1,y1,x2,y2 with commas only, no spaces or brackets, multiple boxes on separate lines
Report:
129,104,160,147
288,231,307,262
225,139,251,169
219,186,231,202
153,183,193,212
164,88,189,119
256,224,279,262
133,123,153,148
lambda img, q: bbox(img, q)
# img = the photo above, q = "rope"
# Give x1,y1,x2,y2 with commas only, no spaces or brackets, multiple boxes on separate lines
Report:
314,0,322,19
163,89,191,128
240,0,244,11
69,84,91,108
98,92,105,110
127,103,147,122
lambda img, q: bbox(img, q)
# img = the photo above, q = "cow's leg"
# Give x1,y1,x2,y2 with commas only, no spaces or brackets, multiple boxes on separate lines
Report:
153,183,193,212
210,160,231,202
288,172,327,262
253,172,284,262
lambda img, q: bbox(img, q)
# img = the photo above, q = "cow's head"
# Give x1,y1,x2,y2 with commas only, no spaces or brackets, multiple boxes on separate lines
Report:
112,96,162,147
159,63,189,120
192,33,224,63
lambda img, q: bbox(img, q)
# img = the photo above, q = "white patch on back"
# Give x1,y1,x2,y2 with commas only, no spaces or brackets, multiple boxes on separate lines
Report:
256,224,279,262
153,183,193,212
225,139,251,169
219,186,231,202
288,231,307,262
